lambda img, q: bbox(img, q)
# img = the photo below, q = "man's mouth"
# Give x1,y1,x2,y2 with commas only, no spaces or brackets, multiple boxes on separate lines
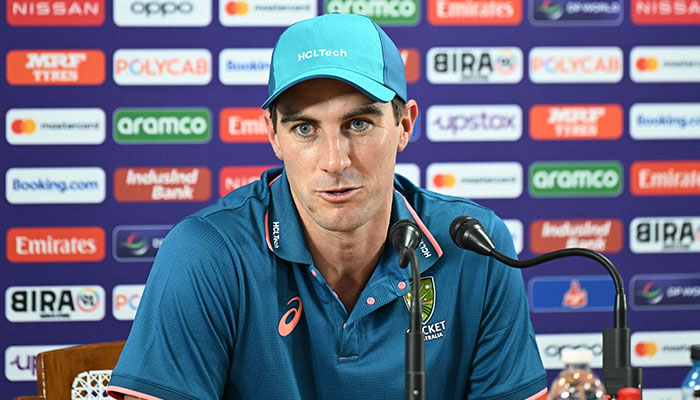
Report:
318,187,360,201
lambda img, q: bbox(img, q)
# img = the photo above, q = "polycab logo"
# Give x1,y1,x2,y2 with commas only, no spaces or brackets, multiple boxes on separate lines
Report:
6,49,105,85
5,345,73,381
395,163,421,188
113,108,211,144
630,103,700,140
630,217,700,253
400,48,421,83
530,219,623,253
113,284,145,320
529,47,623,83
631,160,700,196
427,47,523,84
219,166,277,197
529,104,623,140
503,219,524,254
530,0,622,25
535,333,603,369
114,0,212,27
427,162,523,198
7,0,104,26
220,0,316,26
427,104,522,142
631,46,700,82
7,227,105,263
6,108,106,145
529,277,615,312
6,167,106,204
113,49,212,86
632,274,700,310
632,0,700,24
529,161,623,197
114,167,211,202
324,0,420,25
427,0,522,25
219,48,271,85
6,285,106,322
631,330,700,366
113,225,172,262
219,108,270,143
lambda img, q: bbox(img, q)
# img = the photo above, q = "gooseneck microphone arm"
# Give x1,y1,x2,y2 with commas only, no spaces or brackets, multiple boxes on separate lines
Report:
449,216,642,397
389,219,425,400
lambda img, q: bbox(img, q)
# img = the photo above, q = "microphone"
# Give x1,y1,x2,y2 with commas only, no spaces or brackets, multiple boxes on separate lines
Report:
449,215,642,398
389,219,425,400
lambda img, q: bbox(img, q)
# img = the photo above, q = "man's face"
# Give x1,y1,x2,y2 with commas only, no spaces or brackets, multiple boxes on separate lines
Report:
266,78,417,234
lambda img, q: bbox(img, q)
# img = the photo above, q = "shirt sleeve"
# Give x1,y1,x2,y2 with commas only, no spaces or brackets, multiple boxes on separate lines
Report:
466,214,547,400
107,216,239,400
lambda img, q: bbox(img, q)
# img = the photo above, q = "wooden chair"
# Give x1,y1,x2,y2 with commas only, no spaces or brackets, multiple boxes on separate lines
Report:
13,341,125,400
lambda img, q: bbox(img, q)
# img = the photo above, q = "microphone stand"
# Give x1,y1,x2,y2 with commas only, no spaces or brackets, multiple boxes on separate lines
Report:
398,247,425,400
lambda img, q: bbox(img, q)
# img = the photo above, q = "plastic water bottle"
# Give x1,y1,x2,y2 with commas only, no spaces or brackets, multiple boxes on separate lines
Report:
549,348,606,400
682,345,700,399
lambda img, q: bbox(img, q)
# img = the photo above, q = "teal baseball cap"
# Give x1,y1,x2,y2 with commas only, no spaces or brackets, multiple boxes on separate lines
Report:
262,13,407,109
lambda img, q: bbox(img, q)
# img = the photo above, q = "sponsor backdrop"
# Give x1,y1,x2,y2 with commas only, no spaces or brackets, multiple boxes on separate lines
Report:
1,0,700,397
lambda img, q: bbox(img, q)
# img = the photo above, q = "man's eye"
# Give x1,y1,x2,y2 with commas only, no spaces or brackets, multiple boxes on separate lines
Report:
294,124,313,136
350,120,369,131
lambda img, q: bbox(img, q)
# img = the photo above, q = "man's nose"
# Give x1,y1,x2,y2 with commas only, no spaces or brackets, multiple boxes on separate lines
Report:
320,131,351,174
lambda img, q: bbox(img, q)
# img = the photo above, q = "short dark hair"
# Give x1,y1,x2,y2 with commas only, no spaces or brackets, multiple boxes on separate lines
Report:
268,95,406,133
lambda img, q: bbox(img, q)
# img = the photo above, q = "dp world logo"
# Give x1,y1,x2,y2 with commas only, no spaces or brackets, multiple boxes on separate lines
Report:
531,0,622,25
537,0,564,20
113,225,171,262
403,276,435,324
636,281,664,304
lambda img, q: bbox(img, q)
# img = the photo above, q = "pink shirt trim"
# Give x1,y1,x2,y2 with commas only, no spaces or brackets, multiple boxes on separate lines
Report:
524,388,548,400
396,191,444,257
106,385,163,400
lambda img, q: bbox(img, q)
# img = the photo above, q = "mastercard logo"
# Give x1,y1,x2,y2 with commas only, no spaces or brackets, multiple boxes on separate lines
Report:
635,341,658,357
225,1,250,15
636,57,659,71
11,119,37,135
432,174,457,188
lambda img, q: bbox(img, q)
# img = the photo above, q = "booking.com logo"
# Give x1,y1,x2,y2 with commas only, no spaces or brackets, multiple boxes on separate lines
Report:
432,174,457,188
635,341,658,357
636,57,659,72
225,1,249,15
11,119,37,135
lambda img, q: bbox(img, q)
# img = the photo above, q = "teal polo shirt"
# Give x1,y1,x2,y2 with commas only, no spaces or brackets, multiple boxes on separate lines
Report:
107,166,546,400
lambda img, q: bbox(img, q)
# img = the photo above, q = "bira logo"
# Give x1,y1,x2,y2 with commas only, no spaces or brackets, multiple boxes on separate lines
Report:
324,0,420,25
114,167,211,202
529,46,623,83
6,49,105,85
7,0,105,26
219,108,271,143
6,227,105,263
530,219,623,253
219,166,277,197
403,276,447,341
427,47,523,84
529,104,623,140
630,217,700,253
6,285,105,322
428,0,522,25
632,0,700,24
631,160,700,196
113,108,211,144
529,161,623,197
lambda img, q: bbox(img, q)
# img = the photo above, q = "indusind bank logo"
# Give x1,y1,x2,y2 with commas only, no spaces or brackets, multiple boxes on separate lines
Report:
113,48,212,85
7,0,105,26
6,49,105,85
114,167,211,202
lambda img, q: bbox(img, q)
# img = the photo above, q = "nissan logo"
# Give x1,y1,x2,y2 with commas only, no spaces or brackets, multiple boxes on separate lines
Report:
130,1,194,16
544,344,603,358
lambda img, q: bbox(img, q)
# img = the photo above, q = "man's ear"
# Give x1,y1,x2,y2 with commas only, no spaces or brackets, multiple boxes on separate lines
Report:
397,99,418,152
264,108,283,160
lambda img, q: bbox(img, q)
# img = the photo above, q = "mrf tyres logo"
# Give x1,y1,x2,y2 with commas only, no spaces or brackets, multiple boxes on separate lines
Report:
403,276,447,342
529,161,622,197
324,0,419,25
427,47,523,84
6,285,105,322
630,217,700,253
114,167,211,202
531,0,622,25
113,108,210,144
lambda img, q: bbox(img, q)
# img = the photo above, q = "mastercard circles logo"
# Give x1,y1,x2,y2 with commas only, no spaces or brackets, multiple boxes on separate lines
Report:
432,174,457,188
225,1,250,15
11,119,37,134
636,57,659,71
635,341,658,357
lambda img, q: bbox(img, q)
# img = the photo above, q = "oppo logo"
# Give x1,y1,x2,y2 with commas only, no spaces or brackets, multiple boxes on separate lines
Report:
130,1,193,15
544,343,603,357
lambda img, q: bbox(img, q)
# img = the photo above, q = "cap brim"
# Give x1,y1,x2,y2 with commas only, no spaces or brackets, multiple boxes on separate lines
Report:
262,68,397,109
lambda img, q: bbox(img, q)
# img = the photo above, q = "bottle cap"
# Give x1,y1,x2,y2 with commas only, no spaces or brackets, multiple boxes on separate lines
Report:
617,388,641,400
691,344,700,360
561,348,593,364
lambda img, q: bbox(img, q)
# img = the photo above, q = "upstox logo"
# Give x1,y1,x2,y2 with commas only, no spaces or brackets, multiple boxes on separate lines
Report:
324,0,420,25
113,108,210,144
529,161,623,197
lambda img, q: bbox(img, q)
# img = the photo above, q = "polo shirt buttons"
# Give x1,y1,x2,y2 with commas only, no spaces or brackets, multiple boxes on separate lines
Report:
397,281,407,290
366,297,375,305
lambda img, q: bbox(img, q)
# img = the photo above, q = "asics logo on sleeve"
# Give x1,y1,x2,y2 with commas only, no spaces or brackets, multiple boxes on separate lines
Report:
278,296,303,337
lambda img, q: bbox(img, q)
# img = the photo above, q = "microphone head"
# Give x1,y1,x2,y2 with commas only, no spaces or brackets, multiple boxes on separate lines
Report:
389,219,422,251
449,215,496,256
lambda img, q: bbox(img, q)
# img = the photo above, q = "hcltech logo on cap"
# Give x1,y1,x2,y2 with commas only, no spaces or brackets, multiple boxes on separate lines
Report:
262,13,407,109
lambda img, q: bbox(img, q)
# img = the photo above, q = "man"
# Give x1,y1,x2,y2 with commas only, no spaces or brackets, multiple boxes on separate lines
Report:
107,13,547,400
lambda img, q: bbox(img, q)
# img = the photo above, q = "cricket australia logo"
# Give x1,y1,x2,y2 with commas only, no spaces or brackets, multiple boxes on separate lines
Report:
403,276,447,342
